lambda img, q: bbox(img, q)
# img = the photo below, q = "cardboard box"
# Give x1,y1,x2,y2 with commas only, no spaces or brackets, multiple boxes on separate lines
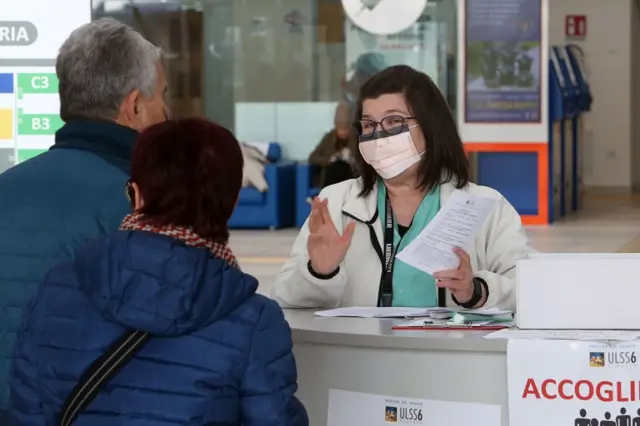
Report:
517,253,640,330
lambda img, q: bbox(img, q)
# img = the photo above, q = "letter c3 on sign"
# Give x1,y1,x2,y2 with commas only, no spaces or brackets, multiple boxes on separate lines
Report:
31,76,49,90
0,21,38,46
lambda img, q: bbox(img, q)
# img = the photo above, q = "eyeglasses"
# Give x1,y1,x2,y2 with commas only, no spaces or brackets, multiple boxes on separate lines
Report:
353,115,416,139
124,181,134,204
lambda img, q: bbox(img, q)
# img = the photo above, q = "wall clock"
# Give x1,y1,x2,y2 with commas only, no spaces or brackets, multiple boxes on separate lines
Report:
341,0,428,35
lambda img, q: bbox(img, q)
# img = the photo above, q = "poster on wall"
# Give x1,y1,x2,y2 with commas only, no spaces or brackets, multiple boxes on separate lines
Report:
464,0,542,123
344,19,447,104
327,389,501,426
508,339,640,426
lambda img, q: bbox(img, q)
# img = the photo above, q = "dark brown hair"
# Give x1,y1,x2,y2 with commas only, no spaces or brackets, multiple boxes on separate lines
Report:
130,118,243,244
351,65,469,197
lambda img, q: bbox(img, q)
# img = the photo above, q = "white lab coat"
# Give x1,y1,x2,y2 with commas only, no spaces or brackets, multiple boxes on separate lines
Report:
271,178,536,311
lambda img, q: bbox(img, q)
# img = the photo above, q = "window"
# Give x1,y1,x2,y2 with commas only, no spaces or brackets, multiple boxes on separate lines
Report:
93,0,457,160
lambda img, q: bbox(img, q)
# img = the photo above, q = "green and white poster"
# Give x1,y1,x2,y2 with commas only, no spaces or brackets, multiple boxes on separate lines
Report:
0,0,91,172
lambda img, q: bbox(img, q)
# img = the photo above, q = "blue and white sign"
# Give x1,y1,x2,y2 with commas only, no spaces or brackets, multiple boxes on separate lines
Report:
464,0,542,123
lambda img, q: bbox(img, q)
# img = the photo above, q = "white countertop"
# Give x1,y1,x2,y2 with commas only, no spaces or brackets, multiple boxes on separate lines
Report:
284,309,507,352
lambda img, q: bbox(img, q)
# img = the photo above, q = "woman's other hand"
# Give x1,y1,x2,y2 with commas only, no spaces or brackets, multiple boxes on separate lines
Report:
307,198,355,275
433,247,475,304
329,148,351,164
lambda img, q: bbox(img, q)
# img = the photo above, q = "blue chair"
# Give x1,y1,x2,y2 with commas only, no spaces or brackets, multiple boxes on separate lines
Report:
295,163,321,227
228,143,296,229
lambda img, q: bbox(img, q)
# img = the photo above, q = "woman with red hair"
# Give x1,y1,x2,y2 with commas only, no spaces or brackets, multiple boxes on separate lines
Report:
8,119,308,426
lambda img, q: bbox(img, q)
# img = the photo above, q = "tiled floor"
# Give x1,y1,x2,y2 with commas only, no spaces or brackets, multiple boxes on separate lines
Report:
230,195,640,295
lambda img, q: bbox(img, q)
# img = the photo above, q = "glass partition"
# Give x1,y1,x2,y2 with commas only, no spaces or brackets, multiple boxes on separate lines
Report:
93,0,457,160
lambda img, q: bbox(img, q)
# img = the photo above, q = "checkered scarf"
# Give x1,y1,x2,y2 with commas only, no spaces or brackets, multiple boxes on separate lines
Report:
120,212,239,268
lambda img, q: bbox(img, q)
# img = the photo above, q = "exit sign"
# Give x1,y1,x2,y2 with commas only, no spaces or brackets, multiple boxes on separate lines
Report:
565,15,587,39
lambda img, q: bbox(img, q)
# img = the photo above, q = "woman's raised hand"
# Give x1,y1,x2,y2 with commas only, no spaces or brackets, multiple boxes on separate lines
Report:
307,198,356,275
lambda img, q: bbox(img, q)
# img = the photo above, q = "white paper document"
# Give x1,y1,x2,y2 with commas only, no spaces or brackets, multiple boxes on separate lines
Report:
396,190,497,275
314,307,443,318
461,307,511,316
314,306,511,319
484,328,640,342
395,318,496,328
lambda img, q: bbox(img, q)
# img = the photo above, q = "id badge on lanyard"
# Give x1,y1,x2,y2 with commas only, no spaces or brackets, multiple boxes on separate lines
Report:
379,194,400,307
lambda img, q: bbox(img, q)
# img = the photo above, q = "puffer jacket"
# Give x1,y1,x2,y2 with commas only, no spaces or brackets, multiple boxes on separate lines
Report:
8,230,308,426
0,119,136,417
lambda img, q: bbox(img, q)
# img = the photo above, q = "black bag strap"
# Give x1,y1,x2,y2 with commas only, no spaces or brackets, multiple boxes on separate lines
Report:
58,329,151,426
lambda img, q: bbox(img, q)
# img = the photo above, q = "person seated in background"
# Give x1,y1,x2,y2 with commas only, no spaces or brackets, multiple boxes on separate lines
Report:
308,101,355,188
272,65,535,311
9,119,308,426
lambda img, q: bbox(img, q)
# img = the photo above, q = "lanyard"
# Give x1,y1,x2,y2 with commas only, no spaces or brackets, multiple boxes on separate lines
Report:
377,193,446,308
379,193,402,307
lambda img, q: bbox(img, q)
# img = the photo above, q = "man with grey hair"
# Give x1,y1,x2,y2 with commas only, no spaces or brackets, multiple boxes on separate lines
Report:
0,17,167,417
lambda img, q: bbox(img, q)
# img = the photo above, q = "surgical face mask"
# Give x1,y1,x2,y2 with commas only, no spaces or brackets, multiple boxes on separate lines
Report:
358,124,422,180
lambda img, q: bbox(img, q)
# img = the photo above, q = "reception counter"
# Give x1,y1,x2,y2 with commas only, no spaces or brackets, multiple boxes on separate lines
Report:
284,309,509,425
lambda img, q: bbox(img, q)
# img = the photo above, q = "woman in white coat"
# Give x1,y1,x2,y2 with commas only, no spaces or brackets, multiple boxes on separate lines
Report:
272,65,535,311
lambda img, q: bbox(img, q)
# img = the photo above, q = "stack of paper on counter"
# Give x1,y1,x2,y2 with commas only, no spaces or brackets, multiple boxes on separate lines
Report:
392,307,513,329
452,307,514,325
314,306,453,318
483,329,640,342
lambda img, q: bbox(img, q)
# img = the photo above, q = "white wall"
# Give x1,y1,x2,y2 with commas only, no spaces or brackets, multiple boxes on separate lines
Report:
549,0,636,191
235,102,338,160
632,1,640,189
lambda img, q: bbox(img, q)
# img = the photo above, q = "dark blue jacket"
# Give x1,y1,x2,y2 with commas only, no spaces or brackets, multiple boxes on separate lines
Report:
0,120,135,417
9,230,308,426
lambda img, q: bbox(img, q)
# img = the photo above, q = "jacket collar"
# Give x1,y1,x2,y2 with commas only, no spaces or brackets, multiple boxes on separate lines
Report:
51,119,138,175
342,179,379,223
342,177,458,223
